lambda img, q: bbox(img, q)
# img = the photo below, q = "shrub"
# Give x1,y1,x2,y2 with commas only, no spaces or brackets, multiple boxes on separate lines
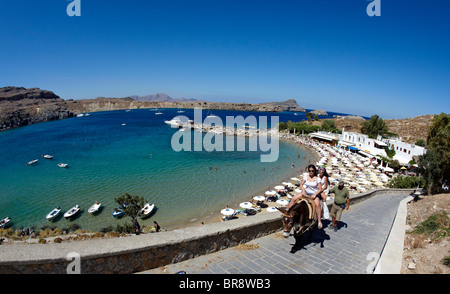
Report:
442,256,450,267
412,211,449,240
387,175,424,189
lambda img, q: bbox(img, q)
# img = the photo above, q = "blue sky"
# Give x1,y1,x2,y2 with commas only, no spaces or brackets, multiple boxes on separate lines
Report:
0,0,449,119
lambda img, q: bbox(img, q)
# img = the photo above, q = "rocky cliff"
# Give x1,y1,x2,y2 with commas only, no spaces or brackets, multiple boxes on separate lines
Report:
0,87,73,131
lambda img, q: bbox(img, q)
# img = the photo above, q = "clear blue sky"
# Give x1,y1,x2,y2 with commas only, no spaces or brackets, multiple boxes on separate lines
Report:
1,0,449,119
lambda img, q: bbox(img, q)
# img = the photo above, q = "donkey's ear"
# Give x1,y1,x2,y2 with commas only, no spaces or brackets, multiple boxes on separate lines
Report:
276,207,287,214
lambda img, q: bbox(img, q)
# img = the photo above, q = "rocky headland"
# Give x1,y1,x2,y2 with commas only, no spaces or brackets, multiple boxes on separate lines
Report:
0,87,74,131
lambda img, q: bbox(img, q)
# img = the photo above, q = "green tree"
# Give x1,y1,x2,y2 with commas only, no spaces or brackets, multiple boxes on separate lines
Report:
361,114,388,139
426,113,450,184
415,138,426,147
418,147,442,194
417,113,450,194
114,193,147,222
321,119,338,133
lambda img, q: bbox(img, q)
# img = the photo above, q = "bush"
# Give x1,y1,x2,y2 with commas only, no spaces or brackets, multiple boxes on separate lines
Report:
412,211,449,239
387,175,424,189
115,222,135,234
442,256,450,267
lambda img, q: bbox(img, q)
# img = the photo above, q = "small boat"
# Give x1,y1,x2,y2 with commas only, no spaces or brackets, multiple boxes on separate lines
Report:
27,159,38,165
46,207,61,220
76,113,85,117
88,202,101,214
58,163,68,168
177,109,185,113
42,155,53,159
164,117,182,127
140,203,155,218
0,217,11,228
155,112,163,115
64,205,80,219
112,208,125,218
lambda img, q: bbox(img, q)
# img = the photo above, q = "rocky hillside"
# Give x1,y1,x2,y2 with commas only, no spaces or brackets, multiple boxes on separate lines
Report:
0,87,74,131
65,97,305,114
310,115,434,144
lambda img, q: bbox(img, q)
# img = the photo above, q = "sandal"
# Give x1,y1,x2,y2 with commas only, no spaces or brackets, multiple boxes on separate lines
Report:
318,222,323,229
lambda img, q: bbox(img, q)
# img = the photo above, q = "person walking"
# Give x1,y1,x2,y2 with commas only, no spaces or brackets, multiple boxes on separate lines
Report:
134,219,141,235
154,221,161,232
328,179,350,232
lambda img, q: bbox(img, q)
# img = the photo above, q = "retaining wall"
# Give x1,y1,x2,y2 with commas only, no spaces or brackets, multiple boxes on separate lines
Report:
0,188,414,274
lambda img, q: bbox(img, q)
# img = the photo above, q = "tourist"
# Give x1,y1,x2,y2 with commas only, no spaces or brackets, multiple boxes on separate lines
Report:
318,166,330,202
154,221,161,232
134,219,141,235
286,164,324,229
328,179,350,232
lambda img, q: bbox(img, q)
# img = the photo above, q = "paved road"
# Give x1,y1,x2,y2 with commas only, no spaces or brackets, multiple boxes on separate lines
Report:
141,193,408,274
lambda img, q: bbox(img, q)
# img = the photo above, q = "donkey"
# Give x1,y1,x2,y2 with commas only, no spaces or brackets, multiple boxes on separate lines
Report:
277,198,318,253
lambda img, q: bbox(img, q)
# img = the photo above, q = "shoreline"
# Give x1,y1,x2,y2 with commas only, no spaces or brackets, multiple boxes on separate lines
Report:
166,136,320,231
1,131,396,245
0,134,320,243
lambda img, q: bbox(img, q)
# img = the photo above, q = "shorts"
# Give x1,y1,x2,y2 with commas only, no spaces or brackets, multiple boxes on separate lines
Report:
330,202,346,221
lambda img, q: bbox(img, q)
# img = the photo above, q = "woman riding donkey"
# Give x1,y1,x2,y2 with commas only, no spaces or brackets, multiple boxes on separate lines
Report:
286,164,327,229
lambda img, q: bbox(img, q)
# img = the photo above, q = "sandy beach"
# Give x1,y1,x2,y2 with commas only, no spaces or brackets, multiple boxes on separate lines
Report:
194,132,395,230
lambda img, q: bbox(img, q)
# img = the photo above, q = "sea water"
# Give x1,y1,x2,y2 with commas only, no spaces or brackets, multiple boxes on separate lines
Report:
0,108,344,231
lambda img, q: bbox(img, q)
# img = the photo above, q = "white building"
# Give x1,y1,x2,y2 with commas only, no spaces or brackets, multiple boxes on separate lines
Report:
382,138,426,165
337,129,426,165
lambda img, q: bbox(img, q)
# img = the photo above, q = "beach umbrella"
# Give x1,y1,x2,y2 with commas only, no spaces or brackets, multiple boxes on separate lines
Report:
221,208,235,216
266,207,278,212
239,202,253,209
265,190,276,196
274,185,285,190
253,195,265,201
276,199,289,206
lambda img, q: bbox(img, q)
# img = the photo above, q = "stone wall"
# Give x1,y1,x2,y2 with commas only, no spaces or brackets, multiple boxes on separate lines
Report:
0,188,414,274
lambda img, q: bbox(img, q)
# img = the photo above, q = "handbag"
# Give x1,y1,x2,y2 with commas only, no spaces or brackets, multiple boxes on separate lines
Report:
322,203,330,219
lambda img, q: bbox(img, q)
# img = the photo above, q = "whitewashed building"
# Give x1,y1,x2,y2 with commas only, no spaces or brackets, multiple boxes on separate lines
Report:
337,129,426,165
382,138,426,165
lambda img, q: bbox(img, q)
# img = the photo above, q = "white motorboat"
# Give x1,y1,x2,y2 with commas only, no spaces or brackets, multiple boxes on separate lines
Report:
164,117,182,127
140,203,155,217
76,113,85,117
155,112,163,115
64,205,80,218
177,109,185,113
27,159,38,165
112,207,125,218
46,207,61,220
58,163,68,168
0,217,11,228
88,202,101,214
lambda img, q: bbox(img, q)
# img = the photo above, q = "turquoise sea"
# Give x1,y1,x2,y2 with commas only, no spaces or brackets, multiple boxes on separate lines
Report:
0,108,345,231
